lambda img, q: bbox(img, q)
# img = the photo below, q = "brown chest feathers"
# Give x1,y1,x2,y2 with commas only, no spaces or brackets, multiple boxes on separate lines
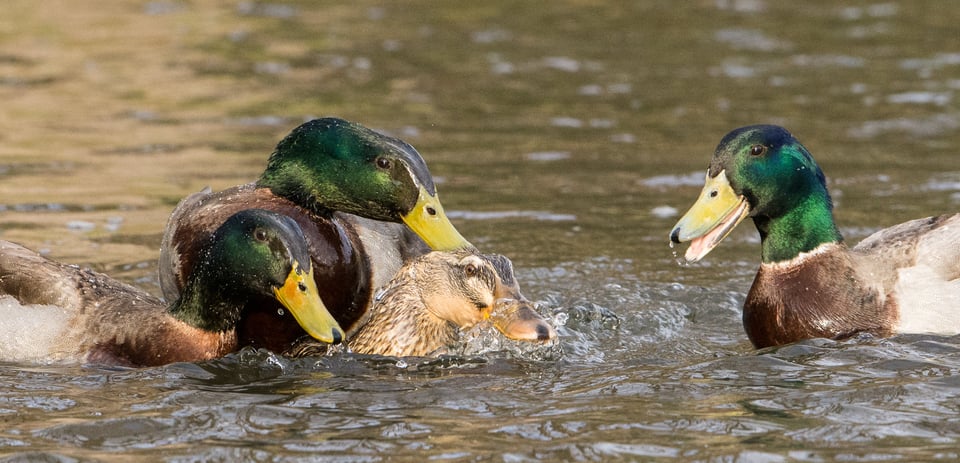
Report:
744,246,898,348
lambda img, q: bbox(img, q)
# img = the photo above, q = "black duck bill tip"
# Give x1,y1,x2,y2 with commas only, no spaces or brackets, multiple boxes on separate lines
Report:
273,261,344,344
487,299,557,342
670,170,750,263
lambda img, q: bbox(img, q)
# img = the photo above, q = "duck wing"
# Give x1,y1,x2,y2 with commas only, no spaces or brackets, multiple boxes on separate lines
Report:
852,213,960,334
0,240,86,309
0,240,172,364
852,213,960,282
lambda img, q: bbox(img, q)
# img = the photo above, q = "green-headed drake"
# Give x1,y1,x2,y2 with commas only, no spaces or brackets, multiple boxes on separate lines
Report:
160,117,473,347
670,125,960,348
288,250,556,358
0,209,343,366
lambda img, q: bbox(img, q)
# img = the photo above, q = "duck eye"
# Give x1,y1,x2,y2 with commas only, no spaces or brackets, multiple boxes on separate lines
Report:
254,228,268,242
750,144,767,156
376,157,392,170
464,263,478,277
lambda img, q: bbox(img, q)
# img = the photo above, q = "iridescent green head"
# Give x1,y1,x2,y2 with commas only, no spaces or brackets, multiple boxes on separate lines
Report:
708,125,831,219
174,209,344,344
671,125,841,263
257,118,472,251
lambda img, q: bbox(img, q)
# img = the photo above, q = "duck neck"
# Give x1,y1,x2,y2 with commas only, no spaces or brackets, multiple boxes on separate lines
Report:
257,169,331,215
399,307,458,356
754,192,842,264
168,277,241,334
414,305,459,349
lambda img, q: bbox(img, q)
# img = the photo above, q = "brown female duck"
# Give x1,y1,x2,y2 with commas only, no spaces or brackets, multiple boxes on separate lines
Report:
0,209,343,366
159,118,473,352
291,250,557,357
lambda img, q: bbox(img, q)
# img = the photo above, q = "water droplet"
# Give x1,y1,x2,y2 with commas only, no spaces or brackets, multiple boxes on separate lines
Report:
669,242,685,265
554,312,569,327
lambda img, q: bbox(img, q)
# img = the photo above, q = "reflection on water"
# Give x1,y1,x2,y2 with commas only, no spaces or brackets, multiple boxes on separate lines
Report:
1,0,960,460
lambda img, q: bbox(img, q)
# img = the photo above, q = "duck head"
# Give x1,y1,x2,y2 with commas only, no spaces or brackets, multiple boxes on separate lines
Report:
477,253,556,342
669,125,841,264
172,209,345,344
257,118,472,251
420,251,556,342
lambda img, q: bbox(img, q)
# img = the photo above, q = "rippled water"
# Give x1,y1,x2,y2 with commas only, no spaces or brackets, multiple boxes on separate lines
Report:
2,1,960,460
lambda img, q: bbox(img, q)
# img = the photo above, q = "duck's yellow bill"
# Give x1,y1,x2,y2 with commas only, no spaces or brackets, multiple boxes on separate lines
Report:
273,262,344,344
670,170,750,263
402,187,473,251
487,299,556,342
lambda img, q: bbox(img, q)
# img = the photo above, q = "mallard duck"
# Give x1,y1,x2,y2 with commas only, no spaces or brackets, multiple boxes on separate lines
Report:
0,209,344,366
160,118,473,350
669,125,960,348
289,250,557,357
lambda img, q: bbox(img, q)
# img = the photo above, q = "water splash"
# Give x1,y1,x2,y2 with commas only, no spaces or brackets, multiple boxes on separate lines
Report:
457,321,563,362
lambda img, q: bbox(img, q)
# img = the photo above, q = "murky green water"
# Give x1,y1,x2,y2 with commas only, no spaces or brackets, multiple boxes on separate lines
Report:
2,1,960,460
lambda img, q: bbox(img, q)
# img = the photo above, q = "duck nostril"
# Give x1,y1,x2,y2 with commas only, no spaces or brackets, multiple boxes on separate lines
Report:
670,227,681,243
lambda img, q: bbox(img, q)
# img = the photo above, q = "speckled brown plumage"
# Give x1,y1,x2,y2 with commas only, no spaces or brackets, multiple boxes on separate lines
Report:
347,251,497,356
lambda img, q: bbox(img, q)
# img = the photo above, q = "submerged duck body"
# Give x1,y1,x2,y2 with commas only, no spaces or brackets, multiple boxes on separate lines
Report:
160,117,469,349
0,209,343,366
291,250,557,358
670,125,960,348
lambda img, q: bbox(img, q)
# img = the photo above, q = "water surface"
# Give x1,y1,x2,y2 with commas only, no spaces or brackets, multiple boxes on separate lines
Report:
1,1,960,460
